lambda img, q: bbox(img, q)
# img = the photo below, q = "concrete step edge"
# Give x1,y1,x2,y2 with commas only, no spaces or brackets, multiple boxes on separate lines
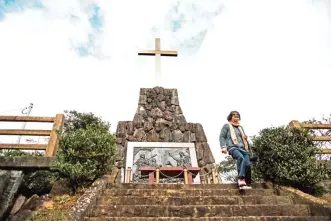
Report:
94,204,308,208
103,189,276,196
104,189,275,192
97,195,293,205
107,183,270,188
105,188,272,190
90,204,310,218
99,196,289,199
85,216,329,221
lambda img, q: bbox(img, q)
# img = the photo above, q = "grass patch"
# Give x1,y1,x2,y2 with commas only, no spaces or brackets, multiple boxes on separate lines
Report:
29,193,83,221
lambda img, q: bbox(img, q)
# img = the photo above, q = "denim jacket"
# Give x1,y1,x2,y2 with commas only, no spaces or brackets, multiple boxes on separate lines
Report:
219,123,246,151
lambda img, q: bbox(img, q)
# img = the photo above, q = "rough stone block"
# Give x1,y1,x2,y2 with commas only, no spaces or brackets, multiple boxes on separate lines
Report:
175,114,186,124
140,88,148,95
163,111,174,121
138,95,147,105
171,89,178,96
143,122,153,132
10,195,26,215
116,145,125,161
133,114,144,125
172,130,183,142
136,106,147,117
175,106,182,114
183,131,191,142
159,127,172,142
133,119,144,129
126,122,134,135
195,123,207,142
171,96,179,105
146,129,159,142
116,121,127,137
133,128,146,141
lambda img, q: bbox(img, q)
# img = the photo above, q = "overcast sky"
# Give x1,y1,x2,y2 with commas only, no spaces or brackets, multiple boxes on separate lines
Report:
0,0,330,163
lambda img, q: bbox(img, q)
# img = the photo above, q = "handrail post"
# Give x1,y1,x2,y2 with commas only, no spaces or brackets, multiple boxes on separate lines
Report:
183,168,188,184
212,168,218,184
289,120,301,128
126,167,132,183
200,174,205,184
206,174,211,184
156,167,160,184
46,114,64,157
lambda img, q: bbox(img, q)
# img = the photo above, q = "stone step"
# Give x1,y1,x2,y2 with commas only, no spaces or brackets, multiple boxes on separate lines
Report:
90,205,309,217
98,195,292,206
103,188,275,197
85,216,330,221
107,183,270,190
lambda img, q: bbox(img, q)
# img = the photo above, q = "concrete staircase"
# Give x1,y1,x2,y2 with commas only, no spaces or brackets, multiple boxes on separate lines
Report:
85,183,330,221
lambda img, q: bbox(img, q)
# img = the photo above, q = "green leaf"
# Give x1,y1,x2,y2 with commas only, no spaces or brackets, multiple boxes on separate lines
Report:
54,110,117,192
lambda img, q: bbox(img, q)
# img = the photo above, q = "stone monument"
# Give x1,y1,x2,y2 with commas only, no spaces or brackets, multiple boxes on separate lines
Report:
115,38,215,184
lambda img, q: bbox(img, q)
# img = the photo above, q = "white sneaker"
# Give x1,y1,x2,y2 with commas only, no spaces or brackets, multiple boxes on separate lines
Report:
238,178,246,187
240,185,252,189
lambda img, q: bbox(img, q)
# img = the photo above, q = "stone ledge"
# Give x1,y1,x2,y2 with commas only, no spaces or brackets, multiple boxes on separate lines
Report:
69,168,118,221
0,156,54,169
69,176,108,221
274,184,331,217
278,186,329,204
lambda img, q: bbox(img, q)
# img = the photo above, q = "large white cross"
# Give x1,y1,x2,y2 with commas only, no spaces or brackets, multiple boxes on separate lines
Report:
138,38,178,86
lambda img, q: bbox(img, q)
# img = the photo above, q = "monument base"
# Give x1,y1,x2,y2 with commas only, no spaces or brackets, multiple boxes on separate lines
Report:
115,87,215,184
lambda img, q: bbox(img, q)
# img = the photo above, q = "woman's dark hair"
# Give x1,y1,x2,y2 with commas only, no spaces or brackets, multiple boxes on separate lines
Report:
227,111,241,121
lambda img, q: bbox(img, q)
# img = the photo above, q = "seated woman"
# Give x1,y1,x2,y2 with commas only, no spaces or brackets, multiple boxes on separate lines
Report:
219,111,252,189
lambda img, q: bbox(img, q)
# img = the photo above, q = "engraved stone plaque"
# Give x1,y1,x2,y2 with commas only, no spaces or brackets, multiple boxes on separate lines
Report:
124,142,200,184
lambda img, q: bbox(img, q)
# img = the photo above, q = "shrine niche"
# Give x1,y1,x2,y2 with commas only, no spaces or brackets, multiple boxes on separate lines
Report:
126,142,198,184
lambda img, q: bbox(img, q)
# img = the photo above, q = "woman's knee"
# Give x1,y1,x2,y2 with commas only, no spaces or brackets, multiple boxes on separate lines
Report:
243,158,251,166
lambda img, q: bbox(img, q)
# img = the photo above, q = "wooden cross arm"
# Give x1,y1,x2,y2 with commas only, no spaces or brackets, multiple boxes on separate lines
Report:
138,50,178,57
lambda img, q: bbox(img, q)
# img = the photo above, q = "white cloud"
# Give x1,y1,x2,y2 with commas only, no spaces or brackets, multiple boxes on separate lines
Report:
0,0,330,164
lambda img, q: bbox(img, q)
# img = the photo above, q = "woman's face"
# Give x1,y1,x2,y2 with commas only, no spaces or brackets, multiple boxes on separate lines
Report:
232,113,240,123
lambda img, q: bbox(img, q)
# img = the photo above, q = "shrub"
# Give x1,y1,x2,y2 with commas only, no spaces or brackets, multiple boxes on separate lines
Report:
62,110,110,133
0,150,43,157
217,156,237,183
251,125,328,195
1,150,28,157
54,111,116,192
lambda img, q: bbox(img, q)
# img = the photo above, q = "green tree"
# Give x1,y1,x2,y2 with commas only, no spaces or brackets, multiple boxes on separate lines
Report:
217,156,237,183
54,110,116,192
251,125,328,195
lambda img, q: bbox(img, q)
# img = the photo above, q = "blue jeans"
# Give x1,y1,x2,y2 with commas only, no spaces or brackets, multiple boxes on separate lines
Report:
230,148,251,179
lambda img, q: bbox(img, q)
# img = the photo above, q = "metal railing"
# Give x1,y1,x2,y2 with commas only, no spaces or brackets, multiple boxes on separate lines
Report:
125,167,220,184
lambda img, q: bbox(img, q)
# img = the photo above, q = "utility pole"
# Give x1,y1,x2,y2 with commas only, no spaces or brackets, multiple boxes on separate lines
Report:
16,103,33,144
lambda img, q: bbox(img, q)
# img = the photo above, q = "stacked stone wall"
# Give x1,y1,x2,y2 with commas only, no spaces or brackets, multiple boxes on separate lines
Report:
115,87,215,182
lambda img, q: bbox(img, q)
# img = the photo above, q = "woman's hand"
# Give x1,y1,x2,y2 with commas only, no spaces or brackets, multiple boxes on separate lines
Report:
221,147,228,154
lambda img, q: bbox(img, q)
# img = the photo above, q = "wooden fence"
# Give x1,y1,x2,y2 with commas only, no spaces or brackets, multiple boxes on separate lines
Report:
289,120,331,154
0,114,64,157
